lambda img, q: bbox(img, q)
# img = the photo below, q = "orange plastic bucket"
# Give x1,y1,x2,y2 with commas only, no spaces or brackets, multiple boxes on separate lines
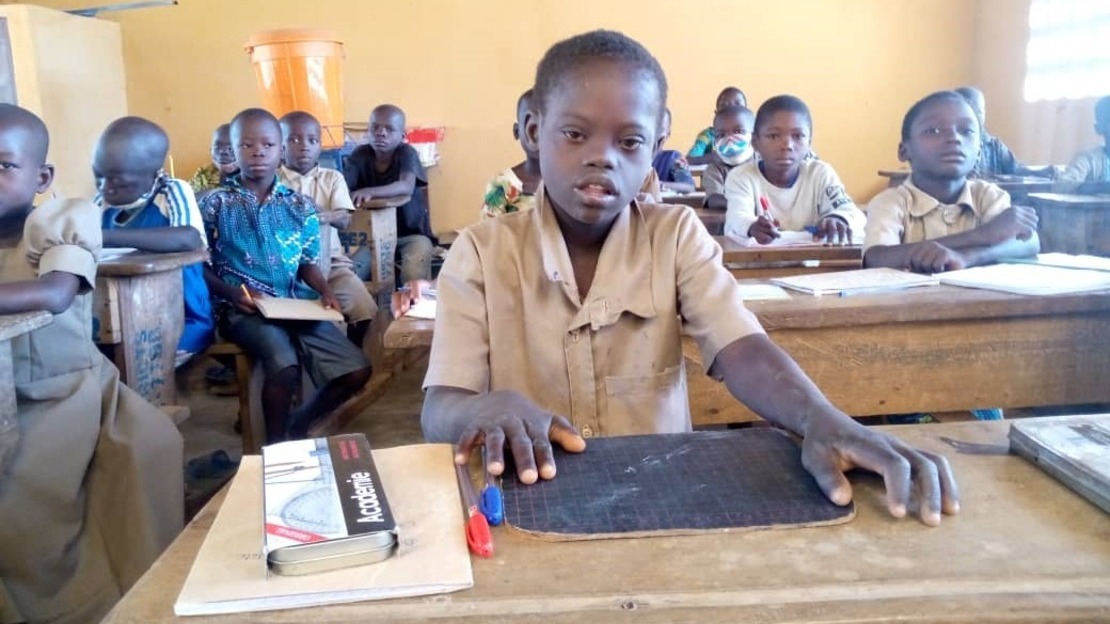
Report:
244,29,345,148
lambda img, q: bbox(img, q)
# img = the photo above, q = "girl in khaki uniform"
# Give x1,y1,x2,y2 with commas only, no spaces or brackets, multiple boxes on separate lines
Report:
0,104,183,624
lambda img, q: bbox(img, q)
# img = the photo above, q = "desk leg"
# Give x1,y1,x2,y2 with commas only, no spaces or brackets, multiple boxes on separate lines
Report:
346,206,398,311
0,341,16,454
111,270,188,423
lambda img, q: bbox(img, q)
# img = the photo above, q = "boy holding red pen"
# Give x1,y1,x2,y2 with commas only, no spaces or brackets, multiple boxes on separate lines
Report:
723,95,865,245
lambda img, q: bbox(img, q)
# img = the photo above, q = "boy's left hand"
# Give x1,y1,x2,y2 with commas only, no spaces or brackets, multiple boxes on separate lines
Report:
814,216,851,246
801,416,959,526
319,290,341,311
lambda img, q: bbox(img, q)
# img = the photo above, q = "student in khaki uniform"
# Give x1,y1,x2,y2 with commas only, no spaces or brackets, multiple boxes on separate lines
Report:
724,95,865,245
864,91,1039,274
410,31,958,527
0,104,183,623
277,111,377,348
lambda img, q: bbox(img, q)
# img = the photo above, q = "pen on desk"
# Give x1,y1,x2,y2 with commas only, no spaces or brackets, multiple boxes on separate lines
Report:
478,447,504,526
455,461,493,557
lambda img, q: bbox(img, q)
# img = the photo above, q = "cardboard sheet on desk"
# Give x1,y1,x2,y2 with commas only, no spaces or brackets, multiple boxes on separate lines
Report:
173,445,472,616
501,429,854,540
254,297,345,322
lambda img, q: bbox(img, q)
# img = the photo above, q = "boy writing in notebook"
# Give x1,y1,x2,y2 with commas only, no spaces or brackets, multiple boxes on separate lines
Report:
202,108,370,443
723,95,865,245
864,91,1039,274
417,30,957,527
278,111,377,348
1054,95,1110,192
701,104,755,210
344,104,436,283
93,116,214,365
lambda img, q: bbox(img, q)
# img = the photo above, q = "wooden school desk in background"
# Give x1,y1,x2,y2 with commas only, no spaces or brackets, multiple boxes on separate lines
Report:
660,190,706,208
101,419,1110,623
685,280,1110,425
93,249,208,424
988,175,1054,202
689,162,707,190
1027,192,1110,257
715,235,862,278
338,194,411,307
0,311,52,433
877,168,910,188
692,207,725,235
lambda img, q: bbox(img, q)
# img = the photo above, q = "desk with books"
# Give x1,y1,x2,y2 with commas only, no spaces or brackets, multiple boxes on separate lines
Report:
685,281,1110,425
93,248,208,423
1028,193,1110,257
101,419,1110,623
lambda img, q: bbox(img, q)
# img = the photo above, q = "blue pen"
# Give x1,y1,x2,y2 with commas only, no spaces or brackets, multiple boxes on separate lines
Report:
478,447,504,526
803,225,819,235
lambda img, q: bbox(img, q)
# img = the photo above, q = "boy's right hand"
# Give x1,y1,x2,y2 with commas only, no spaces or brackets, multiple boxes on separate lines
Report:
351,188,375,208
392,279,434,319
454,390,587,485
906,241,966,274
234,286,262,314
982,206,1038,244
748,215,781,244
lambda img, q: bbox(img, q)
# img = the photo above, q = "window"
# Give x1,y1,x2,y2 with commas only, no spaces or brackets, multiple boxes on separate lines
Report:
1024,0,1110,101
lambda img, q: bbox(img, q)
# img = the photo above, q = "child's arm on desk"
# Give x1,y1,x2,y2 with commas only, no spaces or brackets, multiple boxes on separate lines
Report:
0,272,80,315
350,172,416,206
422,386,586,484
317,209,351,229
710,333,959,526
102,226,203,253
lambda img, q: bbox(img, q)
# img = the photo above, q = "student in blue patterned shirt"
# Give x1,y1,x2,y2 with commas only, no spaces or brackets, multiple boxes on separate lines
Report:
201,108,371,443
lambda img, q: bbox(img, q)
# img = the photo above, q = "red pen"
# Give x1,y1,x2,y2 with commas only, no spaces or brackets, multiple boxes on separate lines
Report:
759,196,781,227
455,462,493,558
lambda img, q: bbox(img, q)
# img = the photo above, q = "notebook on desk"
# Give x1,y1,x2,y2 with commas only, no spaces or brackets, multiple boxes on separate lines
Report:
1004,253,1110,273
938,264,1110,296
771,268,938,297
254,297,344,322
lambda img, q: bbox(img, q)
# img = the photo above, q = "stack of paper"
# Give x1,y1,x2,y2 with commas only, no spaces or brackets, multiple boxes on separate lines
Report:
174,444,472,616
938,264,1110,296
1005,253,1110,273
771,268,939,297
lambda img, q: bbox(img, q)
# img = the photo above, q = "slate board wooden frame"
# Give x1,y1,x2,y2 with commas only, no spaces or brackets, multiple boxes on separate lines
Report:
0,18,16,105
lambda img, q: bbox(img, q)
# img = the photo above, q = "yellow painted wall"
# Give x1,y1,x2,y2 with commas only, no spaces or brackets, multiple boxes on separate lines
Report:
7,0,981,231
0,3,126,198
971,0,1103,167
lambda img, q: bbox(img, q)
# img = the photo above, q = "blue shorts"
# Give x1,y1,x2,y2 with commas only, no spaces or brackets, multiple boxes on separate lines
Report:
218,309,369,388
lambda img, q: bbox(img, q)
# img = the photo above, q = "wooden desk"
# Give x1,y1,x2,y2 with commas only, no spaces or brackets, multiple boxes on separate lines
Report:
987,175,1054,201
383,316,435,350
1028,192,1110,256
689,163,706,190
94,249,207,422
685,282,1110,424
692,206,724,235
878,168,909,188
103,420,1110,623
716,236,862,277
339,195,411,306
660,191,706,208
0,311,52,441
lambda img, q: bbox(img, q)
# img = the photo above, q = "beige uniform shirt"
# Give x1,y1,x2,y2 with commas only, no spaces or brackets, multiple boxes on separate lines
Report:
863,178,1011,251
425,189,764,437
723,159,866,240
277,165,356,275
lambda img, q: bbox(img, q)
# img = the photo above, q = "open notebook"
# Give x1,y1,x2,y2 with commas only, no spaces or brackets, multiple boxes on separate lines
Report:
938,264,1110,296
771,268,939,297
254,297,344,322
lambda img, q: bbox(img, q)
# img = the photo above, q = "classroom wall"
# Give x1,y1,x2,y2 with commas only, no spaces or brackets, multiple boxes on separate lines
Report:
3,0,984,231
972,0,1103,167
0,4,127,198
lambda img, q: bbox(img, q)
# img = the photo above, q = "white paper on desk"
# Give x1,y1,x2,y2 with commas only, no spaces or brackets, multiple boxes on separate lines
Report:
771,268,939,296
254,297,344,322
174,446,472,616
403,298,437,320
1004,253,1110,273
99,247,138,261
726,230,864,247
735,283,792,300
938,264,1110,296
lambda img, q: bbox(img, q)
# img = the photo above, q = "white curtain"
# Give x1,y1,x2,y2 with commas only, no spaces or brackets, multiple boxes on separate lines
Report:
1024,0,1110,102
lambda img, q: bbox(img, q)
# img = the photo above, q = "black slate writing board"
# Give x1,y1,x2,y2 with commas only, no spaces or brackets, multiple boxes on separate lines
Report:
501,429,854,540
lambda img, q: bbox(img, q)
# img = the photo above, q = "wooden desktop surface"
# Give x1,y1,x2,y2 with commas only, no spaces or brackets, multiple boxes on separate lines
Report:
98,249,208,277
1028,192,1110,256
102,419,1110,623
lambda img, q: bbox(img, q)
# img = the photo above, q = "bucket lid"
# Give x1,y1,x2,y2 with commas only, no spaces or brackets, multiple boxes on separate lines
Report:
244,28,343,51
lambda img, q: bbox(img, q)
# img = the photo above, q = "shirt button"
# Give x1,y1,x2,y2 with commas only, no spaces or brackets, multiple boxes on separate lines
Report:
581,425,594,438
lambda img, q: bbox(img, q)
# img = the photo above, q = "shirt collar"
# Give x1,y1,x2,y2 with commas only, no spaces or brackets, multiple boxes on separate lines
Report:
903,177,978,219
224,174,295,199
533,186,657,330
278,164,319,182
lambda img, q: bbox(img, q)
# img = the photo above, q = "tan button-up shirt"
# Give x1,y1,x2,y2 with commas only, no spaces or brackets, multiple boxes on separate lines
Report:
863,178,1010,251
425,189,764,436
277,165,356,274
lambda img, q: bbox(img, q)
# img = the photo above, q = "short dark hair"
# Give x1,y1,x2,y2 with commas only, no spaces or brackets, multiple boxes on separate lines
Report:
516,89,534,115
717,86,747,105
715,104,754,125
533,29,667,121
230,108,281,138
1095,95,1110,123
279,110,320,130
754,95,811,134
901,91,972,142
0,103,49,165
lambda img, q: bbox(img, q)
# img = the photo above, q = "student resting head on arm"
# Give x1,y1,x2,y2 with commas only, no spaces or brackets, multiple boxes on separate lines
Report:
420,30,957,527
863,91,1039,274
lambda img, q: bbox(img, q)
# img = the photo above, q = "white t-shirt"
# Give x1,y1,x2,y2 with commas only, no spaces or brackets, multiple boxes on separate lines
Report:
723,160,865,241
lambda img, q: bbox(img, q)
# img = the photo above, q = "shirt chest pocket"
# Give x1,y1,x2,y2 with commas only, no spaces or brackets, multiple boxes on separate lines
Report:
603,364,689,436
